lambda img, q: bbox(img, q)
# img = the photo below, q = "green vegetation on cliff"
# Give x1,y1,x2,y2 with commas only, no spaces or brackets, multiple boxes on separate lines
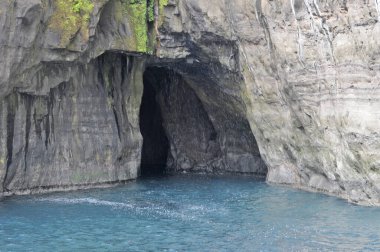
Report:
48,0,168,52
160,0,169,22
123,0,148,53
159,0,168,12
147,0,155,22
48,0,94,47
72,0,94,14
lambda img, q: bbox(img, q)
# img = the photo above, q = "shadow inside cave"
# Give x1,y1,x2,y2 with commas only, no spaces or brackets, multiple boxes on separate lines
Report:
139,68,170,177
139,65,267,178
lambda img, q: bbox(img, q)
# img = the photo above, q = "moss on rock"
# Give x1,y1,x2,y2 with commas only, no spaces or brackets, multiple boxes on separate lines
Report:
48,0,94,47
147,0,155,22
159,0,168,12
48,0,161,53
159,0,169,21
124,0,148,53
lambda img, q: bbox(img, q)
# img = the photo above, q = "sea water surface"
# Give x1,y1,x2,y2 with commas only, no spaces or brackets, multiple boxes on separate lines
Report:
1,175,380,251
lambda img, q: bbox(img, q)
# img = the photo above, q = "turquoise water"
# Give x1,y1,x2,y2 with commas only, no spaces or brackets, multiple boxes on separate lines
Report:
1,175,380,251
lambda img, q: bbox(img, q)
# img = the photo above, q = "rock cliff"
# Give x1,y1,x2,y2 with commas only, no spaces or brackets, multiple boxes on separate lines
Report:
0,0,379,205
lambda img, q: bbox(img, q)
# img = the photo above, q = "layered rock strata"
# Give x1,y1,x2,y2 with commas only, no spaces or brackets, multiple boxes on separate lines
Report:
0,0,379,205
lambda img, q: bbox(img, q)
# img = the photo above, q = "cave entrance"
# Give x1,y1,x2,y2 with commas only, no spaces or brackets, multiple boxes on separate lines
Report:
139,67,170,177
139,66,267,177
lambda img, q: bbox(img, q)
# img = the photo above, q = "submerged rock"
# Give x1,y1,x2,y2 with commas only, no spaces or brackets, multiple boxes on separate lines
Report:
0,0,379,205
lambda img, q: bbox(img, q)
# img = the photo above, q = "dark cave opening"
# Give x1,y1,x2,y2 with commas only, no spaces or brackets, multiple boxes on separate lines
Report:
139,65,267,177
139,68,170,177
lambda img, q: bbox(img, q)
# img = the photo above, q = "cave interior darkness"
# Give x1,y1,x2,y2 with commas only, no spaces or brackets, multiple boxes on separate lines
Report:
139,67,170,177
138,66,267,177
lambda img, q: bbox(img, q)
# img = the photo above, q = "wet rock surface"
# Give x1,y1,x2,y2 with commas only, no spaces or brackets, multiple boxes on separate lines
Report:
0,53,144,193
0,0,380,205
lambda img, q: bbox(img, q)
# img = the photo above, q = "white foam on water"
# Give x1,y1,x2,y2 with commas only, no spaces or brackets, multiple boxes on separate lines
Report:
35,197,203,221
38,197,134,208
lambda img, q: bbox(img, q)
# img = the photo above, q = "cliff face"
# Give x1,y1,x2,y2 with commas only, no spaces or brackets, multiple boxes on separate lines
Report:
0,0,379,205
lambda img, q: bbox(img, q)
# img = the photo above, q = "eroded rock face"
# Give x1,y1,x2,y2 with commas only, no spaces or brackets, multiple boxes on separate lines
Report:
0,0,379,205
0,53,144,193
157,0,380,205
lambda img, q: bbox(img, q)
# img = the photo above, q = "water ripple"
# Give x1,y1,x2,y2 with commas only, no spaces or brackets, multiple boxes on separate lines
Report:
1,175,380,251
